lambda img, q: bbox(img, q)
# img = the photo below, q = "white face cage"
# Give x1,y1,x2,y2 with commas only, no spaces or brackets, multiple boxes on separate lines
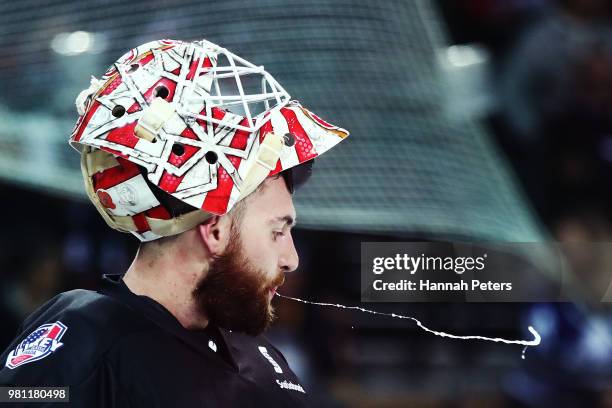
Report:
179,39,291,134
75,38,291,140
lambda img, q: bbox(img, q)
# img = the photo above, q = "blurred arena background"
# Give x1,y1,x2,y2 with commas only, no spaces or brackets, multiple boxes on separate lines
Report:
1,0,612,406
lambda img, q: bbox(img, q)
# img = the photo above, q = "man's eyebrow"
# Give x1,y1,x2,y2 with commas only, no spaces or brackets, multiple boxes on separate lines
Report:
270,216,296,227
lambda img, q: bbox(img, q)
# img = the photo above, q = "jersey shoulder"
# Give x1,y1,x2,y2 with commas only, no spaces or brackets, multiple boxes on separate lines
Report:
0,288,150,386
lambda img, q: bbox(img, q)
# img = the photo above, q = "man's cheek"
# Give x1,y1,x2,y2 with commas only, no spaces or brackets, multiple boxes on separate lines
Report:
246,247,274,275
240,235,267,262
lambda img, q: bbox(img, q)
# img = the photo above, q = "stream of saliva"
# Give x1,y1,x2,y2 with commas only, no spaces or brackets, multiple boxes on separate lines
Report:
276,293,541,360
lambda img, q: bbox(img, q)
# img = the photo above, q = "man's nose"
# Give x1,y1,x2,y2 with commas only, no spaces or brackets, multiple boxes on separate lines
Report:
279,232,299,273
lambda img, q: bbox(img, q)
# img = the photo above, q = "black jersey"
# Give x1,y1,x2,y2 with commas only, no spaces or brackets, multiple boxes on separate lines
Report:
0,274,310,407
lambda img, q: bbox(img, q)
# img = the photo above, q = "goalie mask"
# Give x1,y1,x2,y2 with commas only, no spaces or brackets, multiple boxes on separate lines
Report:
69,39,349,241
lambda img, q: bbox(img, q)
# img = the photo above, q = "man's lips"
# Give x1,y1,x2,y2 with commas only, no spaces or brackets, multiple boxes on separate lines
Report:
267,274,285,300
269,286,278,299
268,275,285,299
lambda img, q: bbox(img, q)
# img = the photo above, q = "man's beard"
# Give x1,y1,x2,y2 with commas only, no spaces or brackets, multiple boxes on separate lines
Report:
193,227,285,336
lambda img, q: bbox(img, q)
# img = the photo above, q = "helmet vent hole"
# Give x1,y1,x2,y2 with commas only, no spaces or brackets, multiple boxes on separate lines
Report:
155,86,169,99
172,143,185,156
283,133,295,147
127,64,139,73
205,151,218,164
112,105,126,118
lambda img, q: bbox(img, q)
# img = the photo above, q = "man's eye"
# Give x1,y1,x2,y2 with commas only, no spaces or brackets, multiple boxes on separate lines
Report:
273,231,285,240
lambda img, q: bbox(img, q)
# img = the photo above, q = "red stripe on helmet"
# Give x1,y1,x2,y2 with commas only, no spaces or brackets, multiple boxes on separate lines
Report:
72,100,101,142
181,127,198,140
257,117,282,175
168,127,201,167
201,118,249,214
211,107,226,132
306,109,335,129
168,144,200,167
138,52,155,66
270,158,283,176
186,56,212,81
127,102,141,114
143,78,177,104
259,118,273,144
201,166,234,215
99,75,123,96
280,108,317,162
106,121,139,149
158,170,185,194
230,118,249,150
132,213,151,232
145,205,172,220
195,106,227,134
92,157,141,191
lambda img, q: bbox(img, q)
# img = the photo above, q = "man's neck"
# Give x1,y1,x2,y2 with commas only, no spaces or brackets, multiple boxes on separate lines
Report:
123,251,210,330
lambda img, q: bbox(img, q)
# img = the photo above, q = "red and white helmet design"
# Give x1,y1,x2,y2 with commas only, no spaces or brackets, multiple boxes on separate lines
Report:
69,39,348,241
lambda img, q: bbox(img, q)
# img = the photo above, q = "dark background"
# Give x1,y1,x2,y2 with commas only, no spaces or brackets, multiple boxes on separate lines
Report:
1,0,612,406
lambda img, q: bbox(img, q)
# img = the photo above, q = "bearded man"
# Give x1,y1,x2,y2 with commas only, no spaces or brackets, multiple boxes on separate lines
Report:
0,38,348,407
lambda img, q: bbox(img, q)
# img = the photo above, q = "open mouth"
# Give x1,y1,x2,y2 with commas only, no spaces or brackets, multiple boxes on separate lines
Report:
268,287,278,300
267,274,285,301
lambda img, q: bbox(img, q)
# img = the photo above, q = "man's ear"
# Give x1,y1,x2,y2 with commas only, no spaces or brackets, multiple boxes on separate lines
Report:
197,215,231,256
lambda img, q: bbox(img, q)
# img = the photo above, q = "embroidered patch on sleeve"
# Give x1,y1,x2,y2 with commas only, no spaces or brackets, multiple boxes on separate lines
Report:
5,321,68,370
